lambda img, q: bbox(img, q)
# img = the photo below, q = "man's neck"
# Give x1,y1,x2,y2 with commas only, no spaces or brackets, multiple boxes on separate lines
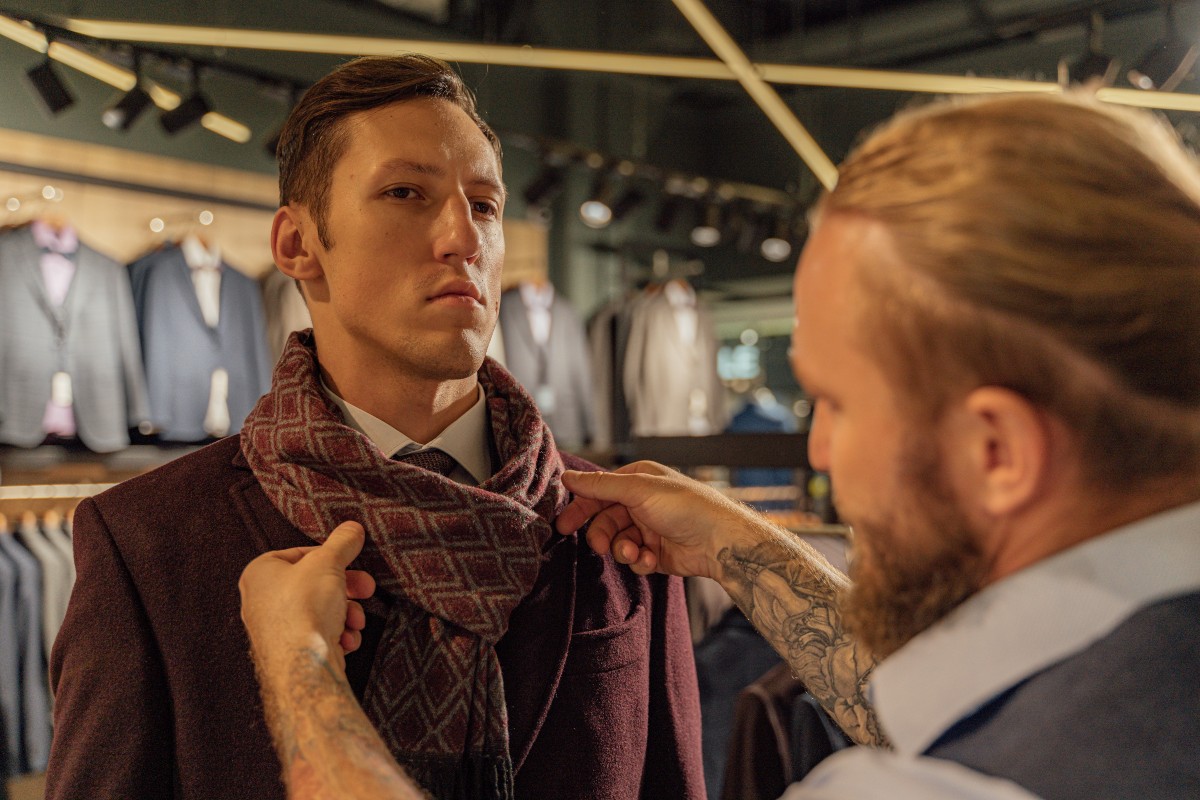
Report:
985,474,1200,585
319,357,480,446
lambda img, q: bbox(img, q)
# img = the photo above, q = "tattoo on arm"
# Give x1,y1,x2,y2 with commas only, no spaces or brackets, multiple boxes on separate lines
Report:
253,644,429,800
717,535,889,748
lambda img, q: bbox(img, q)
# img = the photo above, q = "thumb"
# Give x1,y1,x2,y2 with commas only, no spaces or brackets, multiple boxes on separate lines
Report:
561,470,659,507
315,521,366,570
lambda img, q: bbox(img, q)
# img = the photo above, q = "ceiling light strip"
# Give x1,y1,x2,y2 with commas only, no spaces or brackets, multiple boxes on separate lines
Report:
0,14,47,52
47,41,136,91
201,112,253,143
63,17,1069,97
1095,86,1200,112
670,0,838,189
759,63,1059,95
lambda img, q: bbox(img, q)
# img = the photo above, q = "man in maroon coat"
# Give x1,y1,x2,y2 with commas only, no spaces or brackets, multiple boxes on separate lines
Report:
46,54,703,800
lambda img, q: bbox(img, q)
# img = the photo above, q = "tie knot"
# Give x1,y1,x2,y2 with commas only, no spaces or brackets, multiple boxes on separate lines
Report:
395,447,457,477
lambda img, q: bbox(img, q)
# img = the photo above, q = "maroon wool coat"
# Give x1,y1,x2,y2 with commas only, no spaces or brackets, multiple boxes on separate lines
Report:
46,436,705,799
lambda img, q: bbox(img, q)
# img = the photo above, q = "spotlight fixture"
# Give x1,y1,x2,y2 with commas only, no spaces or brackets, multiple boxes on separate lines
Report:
26,59,75,115
760,212,794,262
579,172,614,229
609,186,646,222
264,84,300,158
652,183,691,232
690,202,722,247
1061,13,1119,87
523,165,566,208
1129,37,1198,91
103,84,154,130
1129,8,1198,92
160,89,211,134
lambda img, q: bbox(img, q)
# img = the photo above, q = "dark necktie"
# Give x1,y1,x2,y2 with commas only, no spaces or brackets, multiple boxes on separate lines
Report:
395,447,457,477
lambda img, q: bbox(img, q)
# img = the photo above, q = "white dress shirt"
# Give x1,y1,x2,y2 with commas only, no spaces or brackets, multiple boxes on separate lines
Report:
322,381,494,486
517,281,555,347
782,500,1200,799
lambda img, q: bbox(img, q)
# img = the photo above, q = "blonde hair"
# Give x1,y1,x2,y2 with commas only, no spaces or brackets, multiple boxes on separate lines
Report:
820,93,1200,487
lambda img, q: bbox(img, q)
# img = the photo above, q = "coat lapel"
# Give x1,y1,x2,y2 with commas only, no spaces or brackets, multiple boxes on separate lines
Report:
496,532,576,774
227,442,312,554
14,227,56,321
502,292,541,356
61,244,97,331
167,246,217,337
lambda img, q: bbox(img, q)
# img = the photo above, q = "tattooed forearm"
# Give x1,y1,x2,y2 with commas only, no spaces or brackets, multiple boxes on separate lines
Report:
716,534,889,748
252,642,428,800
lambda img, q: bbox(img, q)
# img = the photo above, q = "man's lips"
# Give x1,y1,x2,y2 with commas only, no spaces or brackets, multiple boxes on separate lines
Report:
428,280,484,306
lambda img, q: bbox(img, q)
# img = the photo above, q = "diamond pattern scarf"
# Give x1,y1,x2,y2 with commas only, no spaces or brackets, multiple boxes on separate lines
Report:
242,330,566,799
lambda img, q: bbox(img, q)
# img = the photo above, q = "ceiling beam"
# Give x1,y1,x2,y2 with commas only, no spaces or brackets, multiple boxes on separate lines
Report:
670,0,837,189
54,15,1200,114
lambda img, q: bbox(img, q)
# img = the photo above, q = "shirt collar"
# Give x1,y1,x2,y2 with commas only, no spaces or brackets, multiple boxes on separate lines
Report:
31,220,78,255
321,380,493,485
518,281,555,310
870,499,1200,756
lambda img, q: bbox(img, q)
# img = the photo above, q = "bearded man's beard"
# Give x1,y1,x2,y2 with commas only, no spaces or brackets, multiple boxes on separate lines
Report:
839,438,991,660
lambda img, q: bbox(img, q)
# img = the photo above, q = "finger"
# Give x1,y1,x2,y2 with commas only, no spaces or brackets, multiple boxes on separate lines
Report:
560,470,657,506
345,600,366,632
340,628,362,654
260,545,319,565
557,463,676,533
313,521,366,570
632,546,659,575
610,527,647,566
582,504,636,555
345,569,376,601
555,494,612,535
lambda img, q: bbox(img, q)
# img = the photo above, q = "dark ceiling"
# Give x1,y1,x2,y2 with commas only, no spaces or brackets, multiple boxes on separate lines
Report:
0,1,1197,293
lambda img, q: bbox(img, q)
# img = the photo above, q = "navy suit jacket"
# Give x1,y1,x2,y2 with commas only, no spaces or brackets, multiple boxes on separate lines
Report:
128,246,271,442
47,436,705,800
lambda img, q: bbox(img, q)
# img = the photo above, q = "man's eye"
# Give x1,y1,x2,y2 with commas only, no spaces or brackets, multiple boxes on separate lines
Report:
473,201,499,217
386,187,415,199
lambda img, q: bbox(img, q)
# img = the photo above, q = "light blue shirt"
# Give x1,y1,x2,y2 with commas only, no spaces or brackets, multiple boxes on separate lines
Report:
782,500,1200,799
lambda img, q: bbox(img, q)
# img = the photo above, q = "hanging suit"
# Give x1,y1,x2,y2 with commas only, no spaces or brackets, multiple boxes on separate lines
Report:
623,285,726,438
129,246,272,442
0,226,150,452
0,534,52,775
498,286,594,449
0,541,20,777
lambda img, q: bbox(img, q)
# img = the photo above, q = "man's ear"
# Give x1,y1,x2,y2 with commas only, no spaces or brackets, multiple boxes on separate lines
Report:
271,205,323,282
952,387,1052,519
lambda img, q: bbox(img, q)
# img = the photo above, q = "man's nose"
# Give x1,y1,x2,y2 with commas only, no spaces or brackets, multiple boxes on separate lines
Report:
434,197,482,266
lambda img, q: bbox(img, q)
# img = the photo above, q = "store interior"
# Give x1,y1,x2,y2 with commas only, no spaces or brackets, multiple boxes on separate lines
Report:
2,1,1200,797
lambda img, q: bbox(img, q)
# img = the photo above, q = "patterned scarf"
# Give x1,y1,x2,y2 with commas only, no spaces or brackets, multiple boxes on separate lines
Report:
242,331,566,799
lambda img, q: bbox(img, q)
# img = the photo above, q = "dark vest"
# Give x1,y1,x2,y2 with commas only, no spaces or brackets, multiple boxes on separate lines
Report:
926,592,1200,800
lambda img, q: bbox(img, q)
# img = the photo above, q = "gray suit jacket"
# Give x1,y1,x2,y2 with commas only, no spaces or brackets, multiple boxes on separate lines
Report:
0,226,150,452
498,288,594,449
129,246,272,442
